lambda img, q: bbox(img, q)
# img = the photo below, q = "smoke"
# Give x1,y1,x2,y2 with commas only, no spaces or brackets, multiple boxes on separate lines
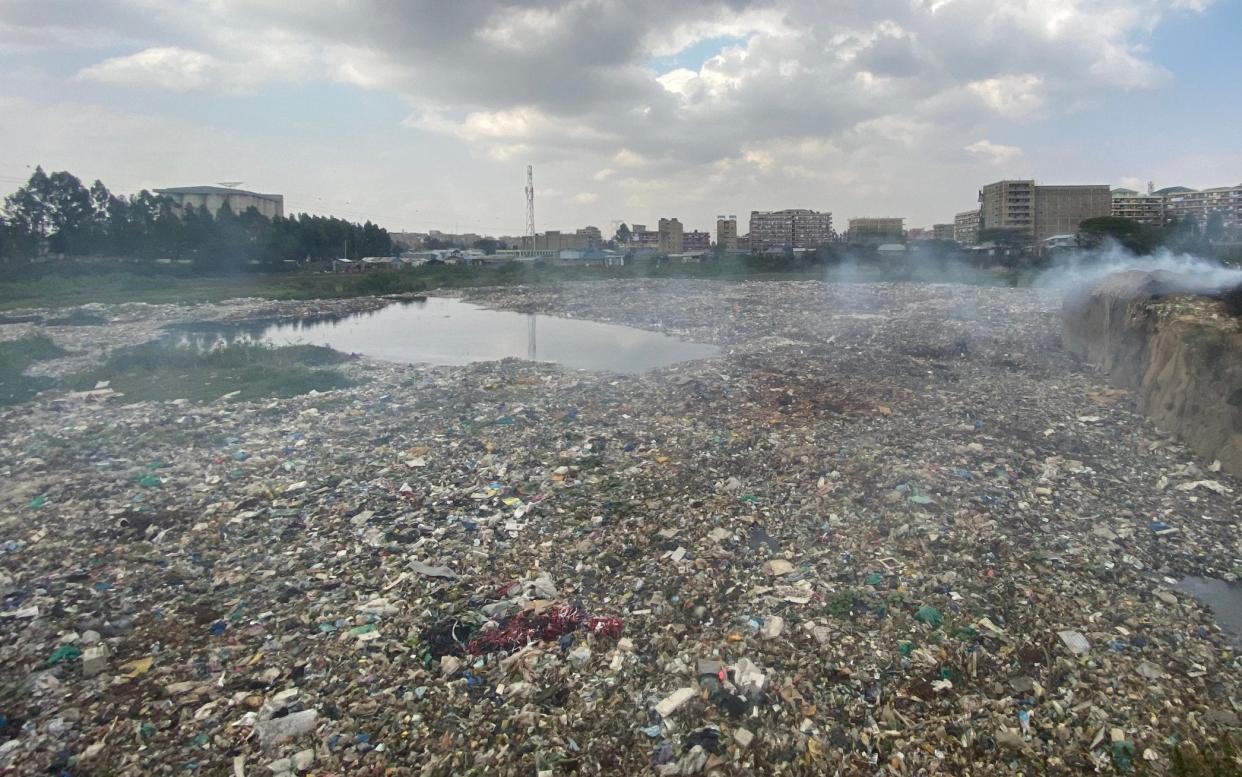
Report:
1033,240,1242,296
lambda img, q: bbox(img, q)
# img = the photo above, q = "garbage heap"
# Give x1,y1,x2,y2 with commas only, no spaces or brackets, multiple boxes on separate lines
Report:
1063,270,1242,476
2,279,1242,776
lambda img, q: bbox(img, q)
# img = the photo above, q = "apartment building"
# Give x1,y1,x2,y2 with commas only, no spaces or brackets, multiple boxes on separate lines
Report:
954,210,980,245
979,180,1110,242
933,223,955,241
1110,189,1166,225
716,215,738,251
847,217,905,244
657,217,684,254
748,209,834,251
630,224,660,249
1163,185,1242,230
683,230,711,252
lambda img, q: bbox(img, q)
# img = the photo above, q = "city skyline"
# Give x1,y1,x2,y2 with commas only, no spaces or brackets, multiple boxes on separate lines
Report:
1,1,1240,235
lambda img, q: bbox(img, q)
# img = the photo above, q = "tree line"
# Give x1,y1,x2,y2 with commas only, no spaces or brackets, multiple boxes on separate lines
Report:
0,167,395,272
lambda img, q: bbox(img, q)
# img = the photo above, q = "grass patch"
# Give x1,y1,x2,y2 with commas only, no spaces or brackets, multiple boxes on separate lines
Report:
0,256,1026,311
0,335,67,405
72,341,354,403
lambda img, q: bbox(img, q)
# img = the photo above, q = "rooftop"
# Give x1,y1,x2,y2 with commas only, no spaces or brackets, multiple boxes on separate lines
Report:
154,186,280,198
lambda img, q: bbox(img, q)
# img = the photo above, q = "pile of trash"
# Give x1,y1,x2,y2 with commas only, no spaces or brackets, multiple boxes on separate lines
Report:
1,279,1240,775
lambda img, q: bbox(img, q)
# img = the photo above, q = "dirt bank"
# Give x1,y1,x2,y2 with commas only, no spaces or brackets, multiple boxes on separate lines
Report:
1063,270,1242,476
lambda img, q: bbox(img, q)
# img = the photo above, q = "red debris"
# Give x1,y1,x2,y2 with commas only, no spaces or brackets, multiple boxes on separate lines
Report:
466,605,624,655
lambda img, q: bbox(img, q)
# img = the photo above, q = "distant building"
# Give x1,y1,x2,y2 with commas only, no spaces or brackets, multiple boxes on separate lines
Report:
716,215,738,251
658,218,684,254
748,209,834,251
954,210,980,245
631,223,660,249
1033,185,1112,242
848,217,905,245
1110,189,1165,225
155,185,284,219
1162,185,1242,231
978,180,1110,242
933,223,955,241
683,230,711,252
577,226,602,249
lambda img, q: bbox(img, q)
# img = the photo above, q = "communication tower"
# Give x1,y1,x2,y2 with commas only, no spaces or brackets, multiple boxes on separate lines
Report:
525,165,536,255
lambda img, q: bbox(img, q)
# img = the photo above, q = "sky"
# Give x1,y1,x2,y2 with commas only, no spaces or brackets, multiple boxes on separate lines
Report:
1,0,1240,236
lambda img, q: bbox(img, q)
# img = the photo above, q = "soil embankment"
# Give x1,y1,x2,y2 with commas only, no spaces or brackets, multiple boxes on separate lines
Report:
1064,270,1242,476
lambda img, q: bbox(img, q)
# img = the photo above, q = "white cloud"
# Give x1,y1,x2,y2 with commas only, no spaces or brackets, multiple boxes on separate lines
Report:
77,46,219,91
571,192,599,204
965,139,1024,165
1,0,1218,228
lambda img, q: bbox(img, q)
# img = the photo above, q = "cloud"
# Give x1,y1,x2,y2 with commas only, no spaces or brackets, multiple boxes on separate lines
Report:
571,192,599,204
77,46,219,91
1,0,1215,228
965,139,1024,165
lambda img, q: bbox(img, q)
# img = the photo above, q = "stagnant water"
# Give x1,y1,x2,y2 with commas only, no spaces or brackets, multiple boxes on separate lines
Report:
1176,576,1242,647
174,297,720,374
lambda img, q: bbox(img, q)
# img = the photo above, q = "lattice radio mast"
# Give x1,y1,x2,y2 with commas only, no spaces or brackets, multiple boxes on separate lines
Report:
524,164,536,255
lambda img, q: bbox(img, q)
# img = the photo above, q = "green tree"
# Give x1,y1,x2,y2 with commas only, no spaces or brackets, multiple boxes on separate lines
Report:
1078,216,1161,255
615,223,632,244
473,238,499,255
1206,211,1225,243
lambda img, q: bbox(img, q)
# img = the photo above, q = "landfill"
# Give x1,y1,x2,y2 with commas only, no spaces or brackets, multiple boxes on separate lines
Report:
2,278,1242,775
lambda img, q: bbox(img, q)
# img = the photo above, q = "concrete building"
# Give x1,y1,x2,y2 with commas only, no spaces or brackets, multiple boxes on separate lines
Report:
155,185,284,219
577,226,603,249
716,215,738,251
954,210,980,245
630,224,660,249
748,209,834,251
684,230,711,252
978,180,1034,238
1163,185,1242,231
658,218,684,254
978,180,1109,242
1033,185,1112,242
1111,188,1166,225
933,223,955,241
848,217,905,245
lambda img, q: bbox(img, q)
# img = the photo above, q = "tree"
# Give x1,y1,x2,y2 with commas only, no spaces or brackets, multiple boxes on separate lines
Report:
44,170,93,255
1206,211,1226,243
615,223,632,244
1078,216,1160,255
472,238,499,255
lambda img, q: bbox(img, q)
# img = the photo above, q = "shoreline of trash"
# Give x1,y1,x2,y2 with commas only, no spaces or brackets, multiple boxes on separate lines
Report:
2,278,1241,775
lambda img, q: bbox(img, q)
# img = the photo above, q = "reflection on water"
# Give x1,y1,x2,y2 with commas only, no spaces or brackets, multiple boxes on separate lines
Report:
170,297,720,374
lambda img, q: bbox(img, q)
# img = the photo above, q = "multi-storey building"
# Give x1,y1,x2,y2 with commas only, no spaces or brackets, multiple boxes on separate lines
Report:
577,226,602,249
748,209,834,251
1110,189,1166,225
1162,185,1242,231
978,180,1034,238
657,218,684,254
978,180,1110,242
1033,185,1112,241
630,224,660,249
683,230,711,252
847,217,905,244
933,223,955,241
716,215,738,251
155,185,284,219
954,209,980,245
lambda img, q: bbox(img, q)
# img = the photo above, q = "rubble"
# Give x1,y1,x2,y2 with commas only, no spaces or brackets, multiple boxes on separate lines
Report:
2,279,1242,774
